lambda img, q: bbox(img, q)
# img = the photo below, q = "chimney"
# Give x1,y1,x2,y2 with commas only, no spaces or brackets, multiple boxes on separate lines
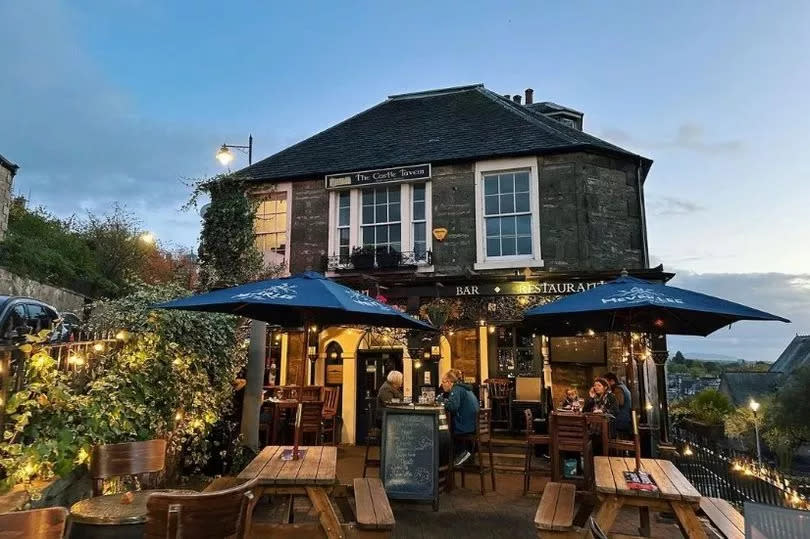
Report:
512,94,522,104
524,88,534,105
503,93,510,99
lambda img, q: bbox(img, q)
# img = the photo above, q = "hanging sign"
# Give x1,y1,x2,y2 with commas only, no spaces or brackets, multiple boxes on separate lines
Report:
325,164,431,189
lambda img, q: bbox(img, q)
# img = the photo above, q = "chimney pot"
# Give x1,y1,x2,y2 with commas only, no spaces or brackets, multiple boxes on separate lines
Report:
512,94,522,104
503,93,510,99
525,88,534,105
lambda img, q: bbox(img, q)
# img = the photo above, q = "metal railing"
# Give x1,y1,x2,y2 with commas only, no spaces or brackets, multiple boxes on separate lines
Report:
671,427,810,511
323,250,432,272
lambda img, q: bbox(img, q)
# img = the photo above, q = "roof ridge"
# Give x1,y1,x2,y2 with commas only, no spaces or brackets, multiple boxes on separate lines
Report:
388,84,483,100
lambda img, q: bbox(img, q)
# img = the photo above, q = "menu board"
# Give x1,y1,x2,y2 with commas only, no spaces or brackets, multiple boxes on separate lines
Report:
380,408,439,508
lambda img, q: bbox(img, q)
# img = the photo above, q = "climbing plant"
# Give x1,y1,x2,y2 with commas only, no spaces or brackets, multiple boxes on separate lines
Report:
186,174,264,290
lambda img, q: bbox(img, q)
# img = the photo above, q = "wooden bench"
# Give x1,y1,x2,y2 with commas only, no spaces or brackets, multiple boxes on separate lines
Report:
535,482,584,538
352,478,395,537
700,497,744,539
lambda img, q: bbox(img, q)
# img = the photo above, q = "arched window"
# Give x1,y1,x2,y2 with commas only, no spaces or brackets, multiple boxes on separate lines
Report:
325,341,343,362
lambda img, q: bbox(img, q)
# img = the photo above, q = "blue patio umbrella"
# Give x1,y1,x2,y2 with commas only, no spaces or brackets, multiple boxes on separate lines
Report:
523,274,789,337
155,271,434,459
154,271,435,331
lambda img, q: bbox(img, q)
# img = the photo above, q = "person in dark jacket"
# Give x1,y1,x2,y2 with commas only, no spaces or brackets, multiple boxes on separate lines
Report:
604,372,632,435
583,377,618,417
377,370,404,416
440,370,479,467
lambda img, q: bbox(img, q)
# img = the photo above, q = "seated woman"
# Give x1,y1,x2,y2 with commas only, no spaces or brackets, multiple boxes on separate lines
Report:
439,370,479,467
560,388,580,410
583,377,618,417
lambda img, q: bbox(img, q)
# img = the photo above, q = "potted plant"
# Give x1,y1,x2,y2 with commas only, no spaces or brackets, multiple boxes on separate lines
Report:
350,246,375,270
375,246,401,269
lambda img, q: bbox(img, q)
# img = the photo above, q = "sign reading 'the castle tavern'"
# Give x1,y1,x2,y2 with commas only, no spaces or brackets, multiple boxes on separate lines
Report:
325,164,431,189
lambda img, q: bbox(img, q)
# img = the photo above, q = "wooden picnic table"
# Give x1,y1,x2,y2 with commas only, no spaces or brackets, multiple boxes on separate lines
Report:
238,445,342,538
593,456,707,539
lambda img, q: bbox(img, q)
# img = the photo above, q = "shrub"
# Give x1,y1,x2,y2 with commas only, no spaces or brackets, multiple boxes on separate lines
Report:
0,282,246,491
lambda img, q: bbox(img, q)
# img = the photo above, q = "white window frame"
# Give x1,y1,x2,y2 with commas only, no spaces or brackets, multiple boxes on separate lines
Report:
327,181,432,269
474,157,543,270
252,181,292,275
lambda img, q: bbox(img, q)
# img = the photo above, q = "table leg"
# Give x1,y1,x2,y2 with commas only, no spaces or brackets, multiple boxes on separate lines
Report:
638,506,651,537
669,501,707,539
306,487,344,539
593,496,623,535
272,406,281,444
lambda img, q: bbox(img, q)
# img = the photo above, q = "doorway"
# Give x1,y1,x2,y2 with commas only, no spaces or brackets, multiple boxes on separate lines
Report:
356,349,403,443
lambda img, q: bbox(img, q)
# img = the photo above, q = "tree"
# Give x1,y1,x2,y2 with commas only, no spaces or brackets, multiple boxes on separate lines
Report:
672,351,686,363
764,366,810,470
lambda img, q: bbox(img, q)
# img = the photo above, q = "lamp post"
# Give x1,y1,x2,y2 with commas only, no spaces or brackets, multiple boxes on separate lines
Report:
216,135,253,167
750,399,762,466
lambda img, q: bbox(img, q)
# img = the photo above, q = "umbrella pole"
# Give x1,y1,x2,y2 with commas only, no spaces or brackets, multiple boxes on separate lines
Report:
292,318,308,460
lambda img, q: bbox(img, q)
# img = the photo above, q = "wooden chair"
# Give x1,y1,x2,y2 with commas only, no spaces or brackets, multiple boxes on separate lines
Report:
321,386,341,445
302,385,322,401
297,400,324,445
485,378,511,430
88,438,167,496
278,386,297,400
0,507,69,539
363,399,381,477
452,408,496,494
549,412,593,487
523,408,551,495
144,478,258,539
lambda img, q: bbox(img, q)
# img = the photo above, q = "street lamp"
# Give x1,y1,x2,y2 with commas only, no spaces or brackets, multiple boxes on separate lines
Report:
216,135,253,166
750,399,762,465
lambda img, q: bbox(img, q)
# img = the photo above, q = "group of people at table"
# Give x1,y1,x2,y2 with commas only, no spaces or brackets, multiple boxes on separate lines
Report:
376,369,635,469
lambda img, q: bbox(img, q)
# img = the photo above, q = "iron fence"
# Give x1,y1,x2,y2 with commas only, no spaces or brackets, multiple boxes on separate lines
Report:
672,427,810,511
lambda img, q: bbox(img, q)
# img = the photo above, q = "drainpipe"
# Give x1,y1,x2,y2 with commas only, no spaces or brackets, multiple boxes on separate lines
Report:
636,158,649,268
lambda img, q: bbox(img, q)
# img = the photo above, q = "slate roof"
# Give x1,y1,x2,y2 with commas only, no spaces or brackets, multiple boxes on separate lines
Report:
769,335,810,374
0,153,18,174
238,84,651,182
719,372,782,407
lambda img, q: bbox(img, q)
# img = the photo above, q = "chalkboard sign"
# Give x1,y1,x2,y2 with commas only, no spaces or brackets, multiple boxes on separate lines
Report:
381,408,439,510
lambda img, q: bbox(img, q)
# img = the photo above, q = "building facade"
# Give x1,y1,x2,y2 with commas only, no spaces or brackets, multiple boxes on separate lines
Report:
0,153,18,242
238,84,668,444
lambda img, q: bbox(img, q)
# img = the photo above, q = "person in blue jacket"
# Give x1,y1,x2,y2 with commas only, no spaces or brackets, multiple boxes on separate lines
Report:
439,370,479,467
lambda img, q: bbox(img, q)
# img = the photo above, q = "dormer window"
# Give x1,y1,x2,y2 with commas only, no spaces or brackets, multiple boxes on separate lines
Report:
558,117,577,129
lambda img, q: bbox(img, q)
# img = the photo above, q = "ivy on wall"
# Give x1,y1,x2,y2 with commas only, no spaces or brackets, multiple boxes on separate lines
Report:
186,174,264,290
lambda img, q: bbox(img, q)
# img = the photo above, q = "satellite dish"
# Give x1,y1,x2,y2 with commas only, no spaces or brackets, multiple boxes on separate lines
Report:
199,203,211,218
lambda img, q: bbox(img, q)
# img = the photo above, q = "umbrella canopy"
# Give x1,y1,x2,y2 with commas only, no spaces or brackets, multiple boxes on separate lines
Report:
523,275,790,337
154,271,435,331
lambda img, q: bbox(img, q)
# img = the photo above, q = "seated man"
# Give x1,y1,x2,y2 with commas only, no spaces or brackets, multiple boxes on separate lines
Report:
439,370,479,467
376,370,404,420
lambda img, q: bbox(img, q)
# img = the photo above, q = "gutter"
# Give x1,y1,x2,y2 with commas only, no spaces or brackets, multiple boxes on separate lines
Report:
637,157,650,268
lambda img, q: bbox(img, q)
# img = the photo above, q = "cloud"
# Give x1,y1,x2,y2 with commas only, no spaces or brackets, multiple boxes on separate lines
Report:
663,270,810,362
0,1,244,247
601,123,742,155
647,195,706,217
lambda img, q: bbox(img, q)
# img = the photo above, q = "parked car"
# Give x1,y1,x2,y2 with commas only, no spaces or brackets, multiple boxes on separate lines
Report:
0,296,63,344
56,311,83,342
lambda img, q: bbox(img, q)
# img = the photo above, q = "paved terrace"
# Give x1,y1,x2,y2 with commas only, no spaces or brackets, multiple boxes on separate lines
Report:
251,446,716,538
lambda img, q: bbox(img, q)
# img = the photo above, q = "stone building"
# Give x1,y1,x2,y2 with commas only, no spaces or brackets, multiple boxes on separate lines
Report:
0,153,18,242
236,84,668,444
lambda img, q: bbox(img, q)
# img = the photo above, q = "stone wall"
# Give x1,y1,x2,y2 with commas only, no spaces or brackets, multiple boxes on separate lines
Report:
0,267,88,312
289,179,329,272
263,149,647,275
430,163,476,274
0,164,14,242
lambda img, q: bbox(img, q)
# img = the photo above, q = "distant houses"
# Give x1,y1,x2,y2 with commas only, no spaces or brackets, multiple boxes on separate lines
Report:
719,335,810,406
